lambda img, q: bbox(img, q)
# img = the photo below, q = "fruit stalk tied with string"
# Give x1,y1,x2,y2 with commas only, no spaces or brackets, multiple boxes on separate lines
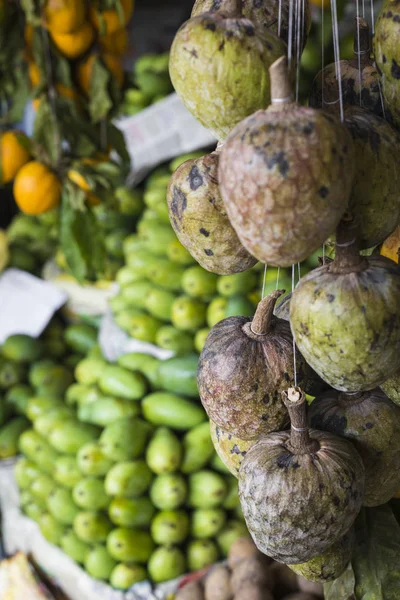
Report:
239,387,365,564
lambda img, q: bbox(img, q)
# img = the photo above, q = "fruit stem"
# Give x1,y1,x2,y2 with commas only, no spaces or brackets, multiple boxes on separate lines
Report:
269,56,294,109
352,17,371,69
217,0,243,17
282,387,320,454
251,290,285,335
338,391,364,407
330,215,366,274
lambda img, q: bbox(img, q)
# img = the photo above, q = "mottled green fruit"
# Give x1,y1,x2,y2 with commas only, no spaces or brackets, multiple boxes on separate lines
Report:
381,369,400,405
18,429,59,473
47,487,79,525
155,326,194,354
191,508,226,539
77,442,114,477
85,546,117,580
0,361,25,389
65,383,88,406
73,478,109,510
217,271,257,298
142,392,205,430
216,520,250,556
171,296,207,331
99,417,152,462
5,384,32,415
34,407,73,437
150,473,187,510
117,353,160,388
49,420,99,455
26,396,63,422
2,334,43,363
140,224,176,257
34,366,74,398
187,539,219,571
291,254,400,392
54,456,82,489
64,324,97,354
107,528,155,563
194,328,210,353
181,421,214,474
120,281,153,309
110,563,147,590
225,295,254,318
146,427,182,474
167,152,257,275
309,388,400,507
145,288,175,321
24,501,44,522
182,266,218,298
151,510,190,545
167,239,196,266
73,511,113,544
129,314,162,343
31,474,55,501
147,259,185,291
39,513,66,545
60,530,90,564
170,12,286,140
105,460,153,498
0,417,30,459
99,365,147,401
116,266,143,288
148,546,186,583
78,397,139,427
207,297,228,327
156,354,199,398
114,309,144,333
28,360,56,388
109,497,155,528
374,2,400,128
188,470,227,508
75,358,107,386
14,458,41,490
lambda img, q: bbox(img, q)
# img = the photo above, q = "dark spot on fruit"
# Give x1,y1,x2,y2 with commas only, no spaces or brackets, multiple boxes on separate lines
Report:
266,151,289,177
190,48,198,59
245,24,255,36
225,30,234,38
386,10,393,17
391,59,400,79
204,249,214,256
205,22,216,31
276,453,300,469
361,305,366,314
219,40,225,51
363,421,374,430
327,294,335,302
383,55,387,64
394,14,400,21
170,186,187,230
200,228,210,237
311,413,347,436
231,444,241,455
303,122,314,135
253,0,263,7
333,496,340,506
189,165,203,190
212,0,223,9
319,186,329,198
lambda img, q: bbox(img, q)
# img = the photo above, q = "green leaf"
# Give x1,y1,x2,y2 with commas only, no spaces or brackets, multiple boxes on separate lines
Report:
5,66,30,124
324,563,356,600
33,98,61,167
53,54,73,88
105,122,130,164
20,0,40,25
89,57,112,123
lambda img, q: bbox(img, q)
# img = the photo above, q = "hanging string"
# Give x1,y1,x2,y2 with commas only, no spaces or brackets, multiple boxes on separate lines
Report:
322,243,326,265
321,1,325,104
275,267,281,289
278,0,282,37
297,262,301,282
288,0,294,67
355,1,362,107
295,0,302,102
261,264,268,299
292,264,297,386
377,80,387,119
362,0,365,18
370,0,375,34
331,0,344,121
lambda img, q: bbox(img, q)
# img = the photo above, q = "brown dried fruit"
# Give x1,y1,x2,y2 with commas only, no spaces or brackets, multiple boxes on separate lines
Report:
176,581,205,600
210,421,257,477
167,150,257,275
233,582,274,600
228,536,261,569
199,290,309,440
231,556,273,593
219,56,355,266
270,562,298,598
204,565,232,600
239,388,365,564
296,576,323,596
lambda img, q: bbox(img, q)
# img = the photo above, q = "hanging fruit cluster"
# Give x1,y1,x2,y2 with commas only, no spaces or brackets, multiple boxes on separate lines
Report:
167,0,400,592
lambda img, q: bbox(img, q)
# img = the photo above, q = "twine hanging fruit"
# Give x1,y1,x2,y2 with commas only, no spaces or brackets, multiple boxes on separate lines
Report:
310,18,382,117
219,56,355,266
167,149,257,275
169,0,287,140
290,217,400,392
239,387,365,563
309,388,400,506
198,290,308,440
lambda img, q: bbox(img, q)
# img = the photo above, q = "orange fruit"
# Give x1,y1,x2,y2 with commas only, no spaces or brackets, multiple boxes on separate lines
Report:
89,0,133,36
13,161,61,215
1,131,31,184
380,226,400,264
44,0,86,34
99,27,128,56
86,192,101,206
25,24,34,51
28,62,41,87
50,20,95,59
68,168,101,205
76,52,124,95
32,84,81,111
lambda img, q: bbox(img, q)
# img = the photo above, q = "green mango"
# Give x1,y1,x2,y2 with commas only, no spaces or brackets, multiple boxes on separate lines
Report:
49,420,99,455
99,365,147,401
105,460,153,498
18,429,59,473
155,326,194,354
207,297,228,328
39,513,66,545
78,398,139,427
105,230,128,259
191,509,226,539
107,528,155,563
34,407,74,438
217,271,257,297
1,334,44,363
140,225,176,257
150,473,187,510
116,266,143,288
216,520,249,556
0,418,30,459
143,187,166,209
121,281,154,309
88,344,105,359
148,546,186,583
63,354,82,370
31,474,55,501
115,187,144,217
34,366,74,398
108,497,155,528
47,487,80,525
209,453,231,475
26,396,63,422
145,288,175,322
114,308,145,332
182,266,218,299
169,152,206,173
109,293,129,314
24,501,45,522
64,324,97,354
74,358,107,386
99,417,152,462
188,471,227,508
194,328,210,354
122,234,143,258
42,338,67,359
0,361,26,389
28,360,56,388
125,249,159,277
73,511,113,544
156,354,199,398
147,259,185,292
171,296,207,331
14,457,41,490
65,383,89,406
117,354,160,388
181,422,214,474
109,563,147,590
72,477,109,510
85,545,117,580
167,239,196,266
223,476,240,510
128,314,162,343
77,442,114,477
151,200,170,224
20,489,34,507
146,427,182,474
5,384,33,415
142,392,205,430
74,386,108,408
187,539,219,571
8,246,37,272
151,510,189,545
54,456,82,489
225,295,255,318
135,71,171,97
60,529,91,564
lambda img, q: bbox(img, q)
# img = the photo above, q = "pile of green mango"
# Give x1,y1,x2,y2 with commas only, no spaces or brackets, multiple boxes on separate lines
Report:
120,52,173,117
15,343,249,590
111,152,320,354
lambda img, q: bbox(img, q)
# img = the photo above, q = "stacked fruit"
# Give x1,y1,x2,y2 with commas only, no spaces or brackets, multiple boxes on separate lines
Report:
15,343,248,590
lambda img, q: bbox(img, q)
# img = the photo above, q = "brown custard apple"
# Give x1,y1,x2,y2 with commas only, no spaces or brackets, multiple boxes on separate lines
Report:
167,149,257,274
374,1,400,129
288,529,354,583
290,218,400,392
219,57,355,266
210,420,257,478
310,18,382,117
169,0,287,140
198,290,308,440
344,106,400,249
239,388,365,564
